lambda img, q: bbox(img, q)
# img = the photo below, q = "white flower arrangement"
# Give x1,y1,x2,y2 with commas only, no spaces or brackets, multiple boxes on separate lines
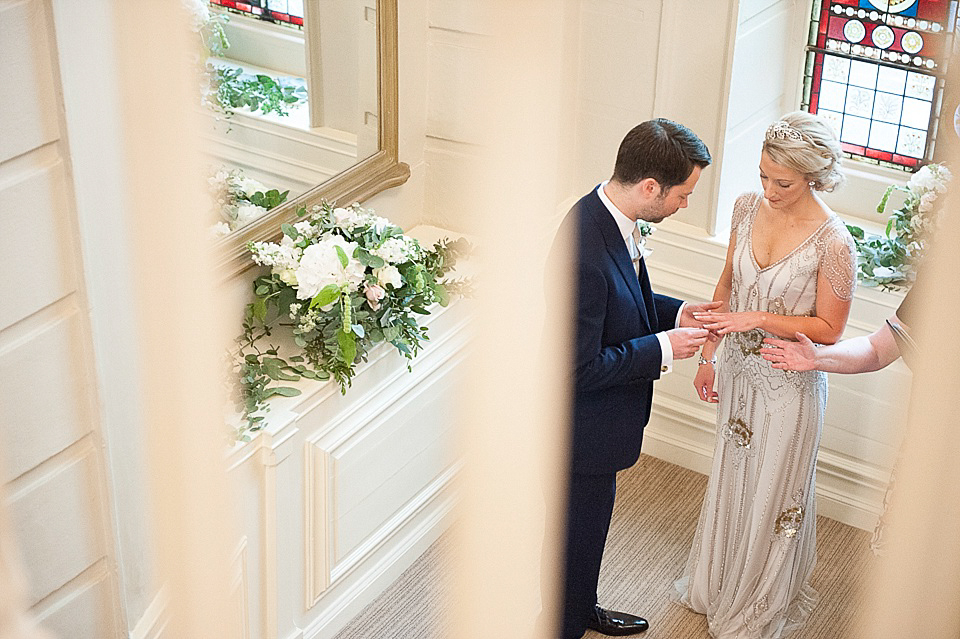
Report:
846,162,951,290
234,201,471,438
209,167,289,237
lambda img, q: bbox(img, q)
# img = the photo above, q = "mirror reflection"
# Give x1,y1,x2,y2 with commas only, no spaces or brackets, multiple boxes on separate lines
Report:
199,0,380,237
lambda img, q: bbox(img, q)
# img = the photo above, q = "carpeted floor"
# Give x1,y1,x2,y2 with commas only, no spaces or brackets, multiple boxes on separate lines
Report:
332,454,873,639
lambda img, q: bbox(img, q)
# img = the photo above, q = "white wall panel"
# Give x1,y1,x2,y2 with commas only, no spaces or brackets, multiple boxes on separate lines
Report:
0,0,60,163
7,448,107,605
423,142,484,233
0,158,76,331
0,309,92,482
428,0,493,34
36,572,118,639
573,1,661,194
332,369,459,561
426,38,487,144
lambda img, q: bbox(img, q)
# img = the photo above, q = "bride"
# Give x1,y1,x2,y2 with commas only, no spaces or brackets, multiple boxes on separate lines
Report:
674,111,857,638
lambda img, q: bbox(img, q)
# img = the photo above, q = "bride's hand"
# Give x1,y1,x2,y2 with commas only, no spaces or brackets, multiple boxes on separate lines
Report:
693,361,718,403
692,311,764,336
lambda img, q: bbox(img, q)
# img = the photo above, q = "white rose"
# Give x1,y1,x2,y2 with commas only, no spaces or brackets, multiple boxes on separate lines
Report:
239,176,267,197
236,203,267,226
279,269,298,286
872,266,897,278
375,265,403,288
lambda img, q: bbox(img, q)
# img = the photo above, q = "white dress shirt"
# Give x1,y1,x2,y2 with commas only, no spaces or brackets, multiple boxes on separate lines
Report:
597,181,683,374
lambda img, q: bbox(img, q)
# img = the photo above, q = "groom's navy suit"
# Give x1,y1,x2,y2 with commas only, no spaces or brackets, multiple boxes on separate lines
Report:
555,187,683,639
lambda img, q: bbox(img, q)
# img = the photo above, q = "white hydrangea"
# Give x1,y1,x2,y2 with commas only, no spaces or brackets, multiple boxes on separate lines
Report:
373,237,410,264
210,221,232,237
909,164,952,195
293,221,316,239
294,235,365,300
332,207,368,230
917,190,938,213
182,0,211,31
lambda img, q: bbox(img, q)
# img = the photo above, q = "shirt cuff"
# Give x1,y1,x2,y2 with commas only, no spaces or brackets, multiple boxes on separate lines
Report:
655,331,673,375
675,302,686,329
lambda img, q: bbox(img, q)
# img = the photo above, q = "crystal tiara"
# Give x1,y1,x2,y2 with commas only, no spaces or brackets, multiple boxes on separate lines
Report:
765,120,810,143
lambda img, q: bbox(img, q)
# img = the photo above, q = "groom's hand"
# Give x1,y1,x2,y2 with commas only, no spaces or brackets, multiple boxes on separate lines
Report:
680,301,723,340
666,328,710,360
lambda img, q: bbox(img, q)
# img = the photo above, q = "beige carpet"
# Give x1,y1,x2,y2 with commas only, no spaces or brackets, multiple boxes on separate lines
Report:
332,454,873,639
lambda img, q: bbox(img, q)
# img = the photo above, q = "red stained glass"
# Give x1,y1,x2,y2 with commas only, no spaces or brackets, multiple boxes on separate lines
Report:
842,142,867,154
916,0,950,21
893,154,921,166
865,148,894,161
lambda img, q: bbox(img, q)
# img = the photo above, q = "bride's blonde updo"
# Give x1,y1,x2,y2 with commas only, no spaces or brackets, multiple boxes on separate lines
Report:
762,111,845,192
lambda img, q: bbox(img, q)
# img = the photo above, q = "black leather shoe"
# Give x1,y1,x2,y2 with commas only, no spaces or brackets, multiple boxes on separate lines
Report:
585,605,649,635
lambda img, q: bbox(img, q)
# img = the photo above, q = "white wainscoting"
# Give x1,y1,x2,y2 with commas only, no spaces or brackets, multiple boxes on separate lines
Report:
226,289,470,639
640,222,912,532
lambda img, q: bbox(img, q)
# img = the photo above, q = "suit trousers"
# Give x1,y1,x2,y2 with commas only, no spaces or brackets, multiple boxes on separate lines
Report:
561,471,617,639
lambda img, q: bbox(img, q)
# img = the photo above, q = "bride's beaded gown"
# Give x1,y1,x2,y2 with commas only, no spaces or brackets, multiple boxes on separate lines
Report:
675,192,856,639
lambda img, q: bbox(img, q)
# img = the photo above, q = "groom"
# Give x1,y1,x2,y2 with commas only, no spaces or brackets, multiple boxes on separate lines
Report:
553,119,716,638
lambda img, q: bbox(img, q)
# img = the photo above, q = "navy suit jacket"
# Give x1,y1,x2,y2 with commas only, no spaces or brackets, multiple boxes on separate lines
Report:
557,188,683,475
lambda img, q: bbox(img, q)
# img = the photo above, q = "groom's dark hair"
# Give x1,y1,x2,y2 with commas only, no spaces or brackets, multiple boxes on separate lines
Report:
612,118,711,189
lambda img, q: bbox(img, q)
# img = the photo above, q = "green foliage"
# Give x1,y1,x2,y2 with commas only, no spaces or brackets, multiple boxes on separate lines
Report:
212,66,308,118
845,163,950,291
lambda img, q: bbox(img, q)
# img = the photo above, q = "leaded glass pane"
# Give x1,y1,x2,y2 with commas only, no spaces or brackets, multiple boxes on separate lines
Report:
877,65,907,92
846,85,876,116
849,59,879,87
209,0,302,28
873,91,904,122
842,114,872,144
802,0,956,169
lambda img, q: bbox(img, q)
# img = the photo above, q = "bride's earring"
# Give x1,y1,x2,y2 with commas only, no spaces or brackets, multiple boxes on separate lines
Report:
807,181,816,188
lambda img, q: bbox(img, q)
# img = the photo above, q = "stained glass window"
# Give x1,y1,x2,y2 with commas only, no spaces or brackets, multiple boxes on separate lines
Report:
209,0,304,28
803,0,958,170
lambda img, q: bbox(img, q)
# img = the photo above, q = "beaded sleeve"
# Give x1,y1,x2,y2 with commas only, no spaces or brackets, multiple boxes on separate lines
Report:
817,218,858,301
731,192,762,232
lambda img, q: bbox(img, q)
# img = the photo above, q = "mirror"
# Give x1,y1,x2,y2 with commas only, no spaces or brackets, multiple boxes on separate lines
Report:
212,0,409,279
